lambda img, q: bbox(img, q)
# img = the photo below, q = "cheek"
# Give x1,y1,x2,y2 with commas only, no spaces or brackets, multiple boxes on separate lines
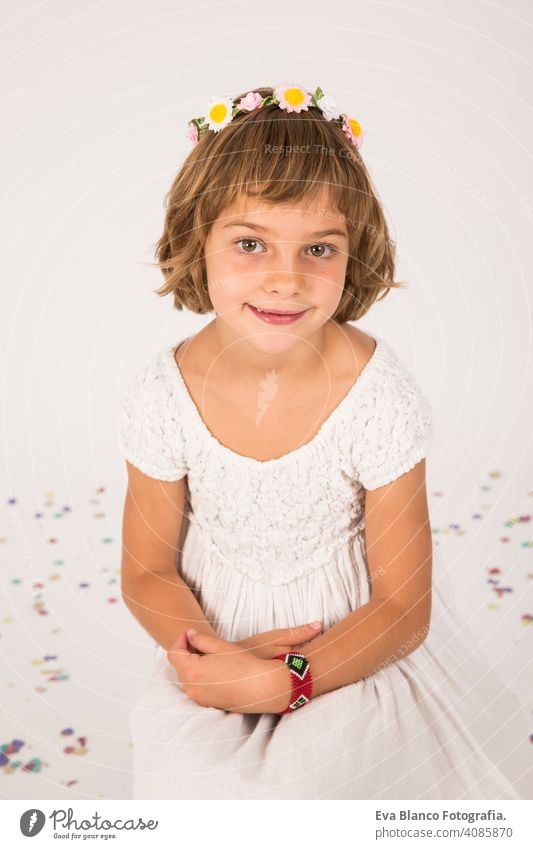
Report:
320,272,345,307
207,253,252,305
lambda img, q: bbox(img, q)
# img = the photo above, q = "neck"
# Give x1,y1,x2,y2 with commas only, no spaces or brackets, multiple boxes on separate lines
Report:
206,319,334,383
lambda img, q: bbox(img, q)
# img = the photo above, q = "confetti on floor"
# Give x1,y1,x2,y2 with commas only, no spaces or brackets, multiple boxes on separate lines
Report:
431,524,466,537
31,655,71,682
504,514,531,528
0,477,530,797
63,736,88,756
486,566,515,603
0,740,47,775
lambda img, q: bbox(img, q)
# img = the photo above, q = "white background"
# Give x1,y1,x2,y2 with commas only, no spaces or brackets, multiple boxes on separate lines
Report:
0,0,532,800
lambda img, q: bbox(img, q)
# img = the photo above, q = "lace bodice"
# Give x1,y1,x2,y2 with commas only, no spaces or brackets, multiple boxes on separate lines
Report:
118,334,434,584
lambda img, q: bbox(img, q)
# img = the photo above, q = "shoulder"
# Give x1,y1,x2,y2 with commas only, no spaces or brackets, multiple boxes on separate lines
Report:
343,324,377,360
336,325,429,407
120,343,188,429
118,344,189,481
334,323,425,404
371,336,432,413
329,323,377,380
340,331,434,490
122,346,174,396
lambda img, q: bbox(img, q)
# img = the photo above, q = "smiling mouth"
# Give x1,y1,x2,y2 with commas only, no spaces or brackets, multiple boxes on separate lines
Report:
247,304,308,315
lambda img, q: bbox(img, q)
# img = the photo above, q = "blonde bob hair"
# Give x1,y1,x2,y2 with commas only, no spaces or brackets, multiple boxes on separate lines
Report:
150,86,406,322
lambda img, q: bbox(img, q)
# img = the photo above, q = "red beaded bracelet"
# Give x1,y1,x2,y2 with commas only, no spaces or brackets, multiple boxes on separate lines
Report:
273,651,314,714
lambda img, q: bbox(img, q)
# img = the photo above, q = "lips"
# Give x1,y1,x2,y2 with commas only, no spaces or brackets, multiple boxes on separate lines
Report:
246,304,308,325
247,304,308,315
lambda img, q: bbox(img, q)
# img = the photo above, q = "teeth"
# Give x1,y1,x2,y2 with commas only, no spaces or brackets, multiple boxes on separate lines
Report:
253,306,300,315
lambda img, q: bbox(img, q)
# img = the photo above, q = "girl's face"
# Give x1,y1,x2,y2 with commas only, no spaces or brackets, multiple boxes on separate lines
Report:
203,192,350,356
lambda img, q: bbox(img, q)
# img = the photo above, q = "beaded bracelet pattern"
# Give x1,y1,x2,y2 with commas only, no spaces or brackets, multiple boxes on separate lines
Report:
273,651,314,714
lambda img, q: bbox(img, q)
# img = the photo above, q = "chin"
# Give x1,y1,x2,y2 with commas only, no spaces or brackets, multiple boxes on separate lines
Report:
246,330,301,348
242,330,316,359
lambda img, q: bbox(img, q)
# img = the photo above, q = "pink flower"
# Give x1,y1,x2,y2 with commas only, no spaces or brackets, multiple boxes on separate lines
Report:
237,91,263,111
341,114,363,149
274,84,312,113
186,123,199,144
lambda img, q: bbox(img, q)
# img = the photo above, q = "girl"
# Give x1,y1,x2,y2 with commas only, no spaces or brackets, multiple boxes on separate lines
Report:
119,84,531,800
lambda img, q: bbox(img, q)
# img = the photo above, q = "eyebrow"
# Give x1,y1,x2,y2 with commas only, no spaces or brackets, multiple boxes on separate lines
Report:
221,219,348,239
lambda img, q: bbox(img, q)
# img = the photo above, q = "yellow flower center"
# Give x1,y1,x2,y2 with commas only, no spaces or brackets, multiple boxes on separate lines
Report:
347,117,362,137
284,87,305,107
210,103,228,124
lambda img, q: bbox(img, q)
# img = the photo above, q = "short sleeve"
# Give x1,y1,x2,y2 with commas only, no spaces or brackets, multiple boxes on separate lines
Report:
354,353,434,490
118,357,188,482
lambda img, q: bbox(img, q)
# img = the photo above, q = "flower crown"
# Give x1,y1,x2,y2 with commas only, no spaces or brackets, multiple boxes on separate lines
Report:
186,84,363,149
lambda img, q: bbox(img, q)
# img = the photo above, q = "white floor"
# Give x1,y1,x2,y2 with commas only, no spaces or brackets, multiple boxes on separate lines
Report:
0,473,531,800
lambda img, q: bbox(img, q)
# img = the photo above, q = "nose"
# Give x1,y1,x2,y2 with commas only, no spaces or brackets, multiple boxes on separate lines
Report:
261,248,306,297
263,273,302,298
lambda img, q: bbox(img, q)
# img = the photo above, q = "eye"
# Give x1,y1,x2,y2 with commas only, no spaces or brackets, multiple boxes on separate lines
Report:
307,243,337,258
234,238,265,254
233,239,338,258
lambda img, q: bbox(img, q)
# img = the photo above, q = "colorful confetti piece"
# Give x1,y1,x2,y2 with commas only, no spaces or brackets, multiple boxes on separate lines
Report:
63,736,88,756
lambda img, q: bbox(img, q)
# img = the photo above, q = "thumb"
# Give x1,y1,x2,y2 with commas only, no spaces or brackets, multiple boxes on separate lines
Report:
287,622,323,641
167,630,197,665
186,629,233,655
283,621,322,646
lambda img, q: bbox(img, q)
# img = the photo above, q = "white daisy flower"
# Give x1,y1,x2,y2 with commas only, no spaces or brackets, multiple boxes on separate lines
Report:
205,94,235,132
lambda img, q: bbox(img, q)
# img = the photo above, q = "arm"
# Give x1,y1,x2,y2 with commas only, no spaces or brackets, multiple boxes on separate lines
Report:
121,461,219,652
121,461,312,662
166,459,432,714
283,459,432,701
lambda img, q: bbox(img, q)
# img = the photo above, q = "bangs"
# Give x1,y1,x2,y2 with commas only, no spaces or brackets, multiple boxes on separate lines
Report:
194,104,366,227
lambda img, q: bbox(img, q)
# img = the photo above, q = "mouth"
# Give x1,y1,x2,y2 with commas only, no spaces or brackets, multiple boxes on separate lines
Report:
247,304,309,316
246,303,309,325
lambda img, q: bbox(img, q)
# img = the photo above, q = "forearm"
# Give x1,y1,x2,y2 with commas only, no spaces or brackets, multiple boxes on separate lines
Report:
121,570,218,652
301,597,430,699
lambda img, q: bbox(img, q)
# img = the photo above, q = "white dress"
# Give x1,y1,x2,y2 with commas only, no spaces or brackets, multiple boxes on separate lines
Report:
119,332,532,800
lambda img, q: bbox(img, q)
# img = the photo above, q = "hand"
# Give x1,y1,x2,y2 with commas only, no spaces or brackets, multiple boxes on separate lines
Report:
167,630,293,714
236,622,324,660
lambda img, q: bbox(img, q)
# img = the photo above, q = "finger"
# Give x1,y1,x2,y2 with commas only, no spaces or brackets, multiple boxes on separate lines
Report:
287,622,322,640
186,629,233,655
167,631,193,664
